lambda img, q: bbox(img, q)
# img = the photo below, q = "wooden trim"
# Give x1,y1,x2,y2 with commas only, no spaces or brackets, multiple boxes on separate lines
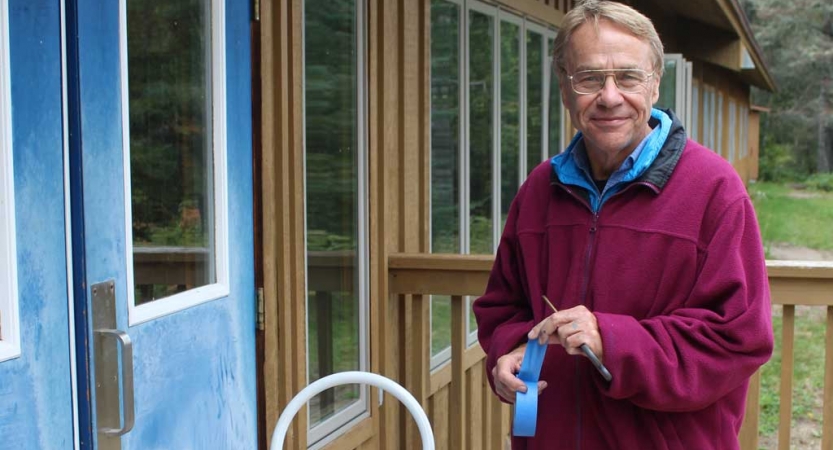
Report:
450,295,467,448
318,417,375,450
738,369,761,450
778,305,795,450
499,0,565,27
824,306,833,450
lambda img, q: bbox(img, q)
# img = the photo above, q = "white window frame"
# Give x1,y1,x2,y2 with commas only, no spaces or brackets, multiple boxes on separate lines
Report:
121,0,230,325
302,0,370,446
716,91,724,158
740,104,748,160
728,98,736,163
428,0,564,367
691,81,699,142
0,0,20,362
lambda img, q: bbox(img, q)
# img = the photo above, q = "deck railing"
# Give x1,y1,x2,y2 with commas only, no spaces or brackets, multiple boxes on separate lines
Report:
388,253,833,450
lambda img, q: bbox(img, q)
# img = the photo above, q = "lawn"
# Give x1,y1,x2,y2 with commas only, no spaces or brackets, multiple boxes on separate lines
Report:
748,182,833,253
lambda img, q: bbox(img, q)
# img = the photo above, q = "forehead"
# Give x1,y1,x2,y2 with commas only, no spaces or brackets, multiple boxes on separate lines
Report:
565,20,652,71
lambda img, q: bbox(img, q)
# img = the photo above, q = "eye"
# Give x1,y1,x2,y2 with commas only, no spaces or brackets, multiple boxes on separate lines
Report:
619,71,642,82
575,72,604,84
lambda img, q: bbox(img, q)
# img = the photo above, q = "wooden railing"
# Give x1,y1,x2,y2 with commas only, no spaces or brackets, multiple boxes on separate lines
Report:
388,253,833,450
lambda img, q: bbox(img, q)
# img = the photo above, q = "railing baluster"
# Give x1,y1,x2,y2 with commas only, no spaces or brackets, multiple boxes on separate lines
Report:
738,369,761,450
823,305,833,450
450,295,466,449
406,293,430,449
778,305,795,450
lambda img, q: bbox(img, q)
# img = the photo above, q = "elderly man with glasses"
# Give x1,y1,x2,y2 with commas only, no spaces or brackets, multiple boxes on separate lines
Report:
473,1,773,449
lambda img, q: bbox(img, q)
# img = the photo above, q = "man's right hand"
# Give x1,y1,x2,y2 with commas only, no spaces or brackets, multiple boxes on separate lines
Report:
492,343,548,403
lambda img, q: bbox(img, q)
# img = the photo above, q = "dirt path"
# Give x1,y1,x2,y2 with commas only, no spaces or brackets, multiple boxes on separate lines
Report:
767,242,833,261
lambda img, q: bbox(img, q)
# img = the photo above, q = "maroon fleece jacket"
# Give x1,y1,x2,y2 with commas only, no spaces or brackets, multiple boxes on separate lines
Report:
474,139,774,450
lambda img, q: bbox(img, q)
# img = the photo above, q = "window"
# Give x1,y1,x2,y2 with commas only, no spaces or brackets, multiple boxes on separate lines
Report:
429,0,461,359
0,0,20,362
304,0,369,446
717,92,724,158
123,0,229,324
656,55,692,129
429,0,560,366
689,83,698,142
728,99,736,163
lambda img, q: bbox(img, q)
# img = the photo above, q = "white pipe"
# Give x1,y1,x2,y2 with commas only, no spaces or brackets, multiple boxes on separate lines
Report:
270,371,435,450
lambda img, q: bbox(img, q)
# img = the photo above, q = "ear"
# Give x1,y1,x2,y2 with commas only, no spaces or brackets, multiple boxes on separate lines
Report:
559,71,572,108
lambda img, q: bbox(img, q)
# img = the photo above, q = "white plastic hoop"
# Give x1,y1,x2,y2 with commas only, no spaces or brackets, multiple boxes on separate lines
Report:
270,371,435,450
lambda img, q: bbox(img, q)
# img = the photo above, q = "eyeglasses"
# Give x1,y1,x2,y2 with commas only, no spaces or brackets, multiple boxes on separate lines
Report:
567,69,654,95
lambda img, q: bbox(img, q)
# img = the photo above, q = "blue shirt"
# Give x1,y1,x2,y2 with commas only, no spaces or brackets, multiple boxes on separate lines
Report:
551,108,672,213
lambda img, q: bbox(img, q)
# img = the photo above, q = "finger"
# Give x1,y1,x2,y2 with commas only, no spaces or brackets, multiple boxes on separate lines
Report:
537,380,548,395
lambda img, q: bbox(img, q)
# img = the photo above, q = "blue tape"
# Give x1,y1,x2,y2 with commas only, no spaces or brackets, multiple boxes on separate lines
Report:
512,338,547,437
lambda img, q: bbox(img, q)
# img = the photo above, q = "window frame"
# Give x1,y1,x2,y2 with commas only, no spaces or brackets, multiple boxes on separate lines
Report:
301,0,371,446
121,0,231,325
428,0,562,366
0,0,20,362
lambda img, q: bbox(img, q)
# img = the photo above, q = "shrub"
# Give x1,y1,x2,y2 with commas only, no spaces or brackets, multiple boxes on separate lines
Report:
803,173,833,192
758,142,798,182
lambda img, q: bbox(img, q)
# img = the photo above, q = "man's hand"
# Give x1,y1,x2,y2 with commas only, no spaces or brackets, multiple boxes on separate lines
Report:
492,343,548,403
527,305,605,363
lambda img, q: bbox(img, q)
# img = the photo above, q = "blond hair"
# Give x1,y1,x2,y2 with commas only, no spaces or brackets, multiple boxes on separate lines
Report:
552,0,664,78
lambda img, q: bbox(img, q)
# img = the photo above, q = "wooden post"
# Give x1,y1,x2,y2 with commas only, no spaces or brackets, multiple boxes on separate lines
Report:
778,305,795,450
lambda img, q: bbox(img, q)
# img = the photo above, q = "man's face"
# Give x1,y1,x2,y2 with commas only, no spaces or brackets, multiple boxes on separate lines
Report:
560,20,660,165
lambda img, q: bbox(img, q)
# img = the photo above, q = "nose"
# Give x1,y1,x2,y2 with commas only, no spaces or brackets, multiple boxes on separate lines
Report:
596,74,623,106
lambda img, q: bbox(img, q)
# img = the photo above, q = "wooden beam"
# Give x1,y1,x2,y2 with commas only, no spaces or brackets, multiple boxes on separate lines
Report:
676,17,744,72
499,0,565,27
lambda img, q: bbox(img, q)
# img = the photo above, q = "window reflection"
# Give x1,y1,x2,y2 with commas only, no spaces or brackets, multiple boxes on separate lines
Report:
127,0,215,305
430,0,460,356
469,10,494,255
526,31,543,174
501,21,521,224
305,0,363,428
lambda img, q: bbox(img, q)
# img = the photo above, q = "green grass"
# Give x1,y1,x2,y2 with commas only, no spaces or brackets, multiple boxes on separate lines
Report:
748,182,833,253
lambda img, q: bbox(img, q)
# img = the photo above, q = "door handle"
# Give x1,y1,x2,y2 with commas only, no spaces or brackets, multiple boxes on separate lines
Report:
94,329,135,436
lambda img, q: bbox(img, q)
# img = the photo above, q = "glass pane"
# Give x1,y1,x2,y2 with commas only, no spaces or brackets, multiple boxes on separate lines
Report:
305,0,361,426
128,0,215,305
548,37,562,157
430,0,460,357
657,58,678,114
501,20,520,223
469,10,493,255
431,0,460,255
526,31,543,175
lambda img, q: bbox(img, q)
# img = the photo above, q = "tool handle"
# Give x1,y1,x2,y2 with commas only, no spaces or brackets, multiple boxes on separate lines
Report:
580,343,612,382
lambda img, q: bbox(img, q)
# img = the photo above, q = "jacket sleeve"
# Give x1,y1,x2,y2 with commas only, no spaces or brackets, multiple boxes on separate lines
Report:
595,196,774,411
473,187,536,401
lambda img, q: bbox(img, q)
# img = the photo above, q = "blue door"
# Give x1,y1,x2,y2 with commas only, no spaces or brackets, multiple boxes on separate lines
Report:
68,0,256,447
0,0,76,448
0,0,257,448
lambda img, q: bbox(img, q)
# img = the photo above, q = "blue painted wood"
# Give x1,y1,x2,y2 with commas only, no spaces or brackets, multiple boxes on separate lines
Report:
0,1,75,449
71,0,257,448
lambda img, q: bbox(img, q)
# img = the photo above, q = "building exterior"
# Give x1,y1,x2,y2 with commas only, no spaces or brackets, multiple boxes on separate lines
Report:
258,1,776,449
1,1,792,450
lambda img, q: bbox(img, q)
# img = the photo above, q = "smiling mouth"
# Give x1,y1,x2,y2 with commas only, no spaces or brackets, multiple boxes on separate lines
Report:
592,117,628,125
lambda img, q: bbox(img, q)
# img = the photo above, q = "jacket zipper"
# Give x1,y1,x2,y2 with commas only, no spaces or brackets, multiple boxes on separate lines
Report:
553,181,658,449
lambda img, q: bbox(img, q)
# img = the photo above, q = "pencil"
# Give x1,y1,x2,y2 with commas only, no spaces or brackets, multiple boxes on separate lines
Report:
542,295,613,382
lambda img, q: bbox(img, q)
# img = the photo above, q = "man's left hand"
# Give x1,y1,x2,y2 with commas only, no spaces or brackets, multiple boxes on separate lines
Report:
527,305,605,363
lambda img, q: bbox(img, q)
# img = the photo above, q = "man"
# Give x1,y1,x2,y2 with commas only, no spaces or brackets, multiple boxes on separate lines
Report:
473,1,773,449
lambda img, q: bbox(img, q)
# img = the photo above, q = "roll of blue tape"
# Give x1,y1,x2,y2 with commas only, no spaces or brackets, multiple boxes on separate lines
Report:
512,338,547,437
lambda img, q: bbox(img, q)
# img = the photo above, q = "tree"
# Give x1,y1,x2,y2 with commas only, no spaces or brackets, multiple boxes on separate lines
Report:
744,0,833,176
